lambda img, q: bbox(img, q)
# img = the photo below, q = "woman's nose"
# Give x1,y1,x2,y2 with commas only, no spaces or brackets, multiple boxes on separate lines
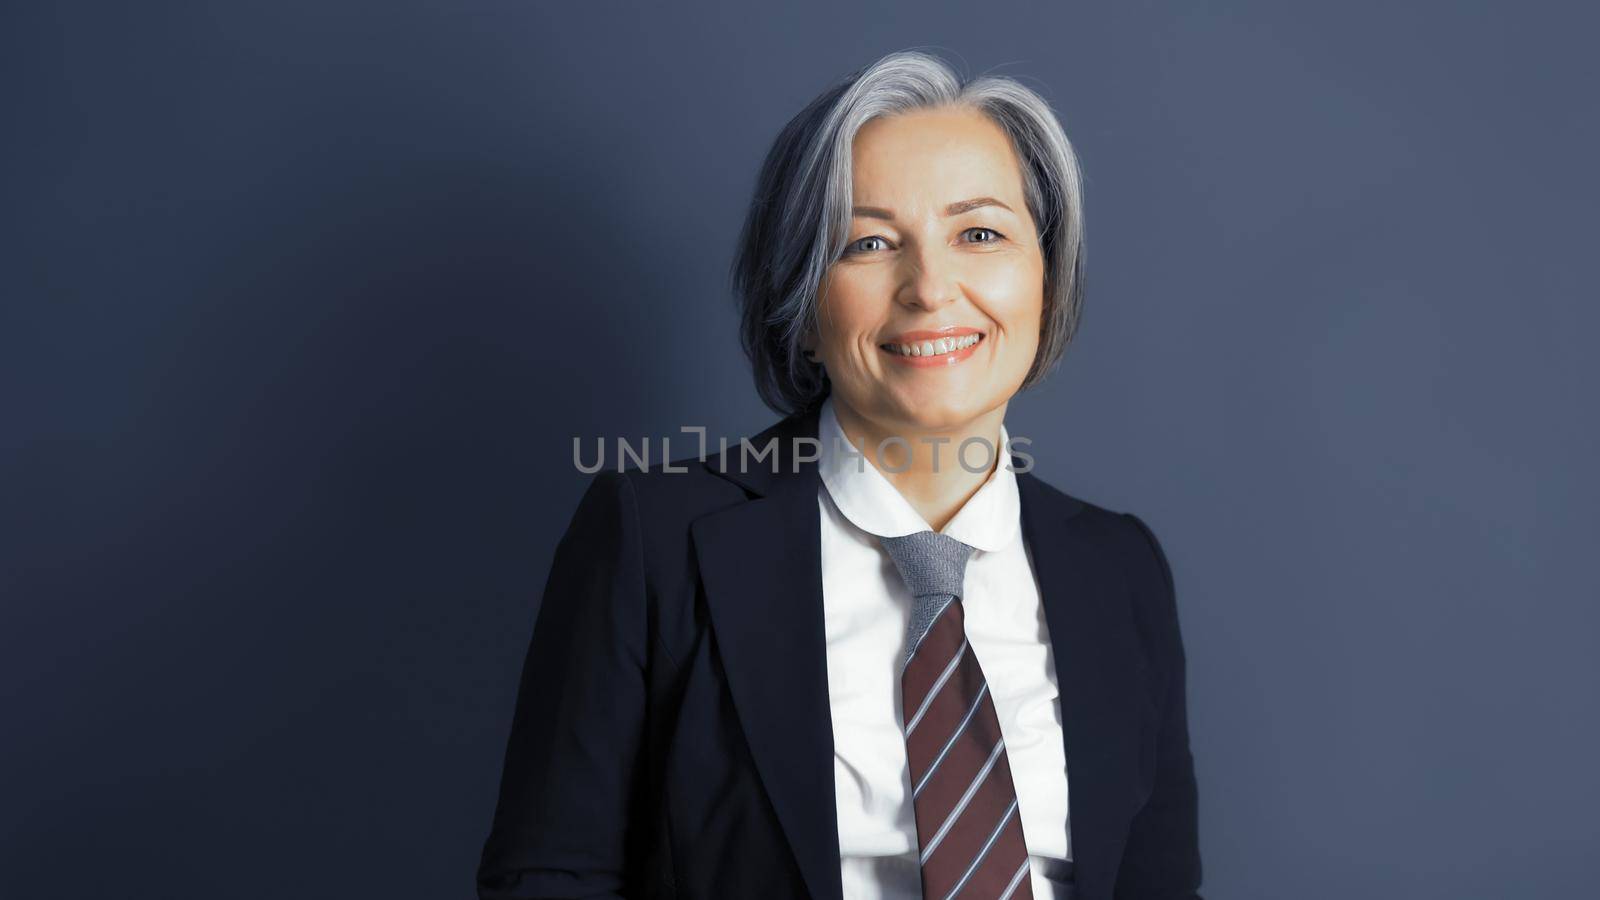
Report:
897,244,959,311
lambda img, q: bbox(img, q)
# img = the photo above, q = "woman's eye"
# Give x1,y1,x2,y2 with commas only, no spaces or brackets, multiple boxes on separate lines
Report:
847,229,1003,254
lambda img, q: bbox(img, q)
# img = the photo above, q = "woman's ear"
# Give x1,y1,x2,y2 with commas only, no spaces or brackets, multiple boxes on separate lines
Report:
801,332,821,363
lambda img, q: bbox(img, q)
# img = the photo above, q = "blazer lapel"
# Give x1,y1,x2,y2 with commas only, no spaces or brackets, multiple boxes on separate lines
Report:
1019,472,1157,900
690,408,844,900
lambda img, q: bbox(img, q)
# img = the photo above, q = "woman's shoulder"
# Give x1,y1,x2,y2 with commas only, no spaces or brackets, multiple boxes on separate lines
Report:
1017,469,1177,609
1016,468,1155,537
571,455,749,535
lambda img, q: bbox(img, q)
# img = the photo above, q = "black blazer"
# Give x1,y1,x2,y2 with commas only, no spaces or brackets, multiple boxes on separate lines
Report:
478,407,1203,900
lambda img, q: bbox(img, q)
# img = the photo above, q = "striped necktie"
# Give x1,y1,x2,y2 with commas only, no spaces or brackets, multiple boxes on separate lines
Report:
880,530,1034,900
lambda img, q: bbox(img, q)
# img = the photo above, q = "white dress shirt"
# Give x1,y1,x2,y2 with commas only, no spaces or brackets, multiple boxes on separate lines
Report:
816,397,1074,899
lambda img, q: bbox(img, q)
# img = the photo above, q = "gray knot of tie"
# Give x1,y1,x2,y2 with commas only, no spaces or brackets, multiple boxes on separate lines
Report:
879,530,977,598
879,531,977,666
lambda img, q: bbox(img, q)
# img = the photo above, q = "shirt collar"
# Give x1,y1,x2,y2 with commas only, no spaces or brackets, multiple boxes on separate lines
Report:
816,395,1021,553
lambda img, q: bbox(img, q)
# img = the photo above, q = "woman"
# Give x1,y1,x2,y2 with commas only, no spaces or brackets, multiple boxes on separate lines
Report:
478,50,1202,900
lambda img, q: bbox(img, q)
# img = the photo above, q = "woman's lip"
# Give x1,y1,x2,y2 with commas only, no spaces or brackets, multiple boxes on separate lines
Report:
882,326,984,343
878,332,985,367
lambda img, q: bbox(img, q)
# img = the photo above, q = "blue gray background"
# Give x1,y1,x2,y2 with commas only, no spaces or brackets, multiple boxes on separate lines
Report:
4,2,1596,897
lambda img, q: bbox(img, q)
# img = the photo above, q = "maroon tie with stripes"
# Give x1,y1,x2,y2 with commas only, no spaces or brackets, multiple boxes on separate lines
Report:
880,530,1034,900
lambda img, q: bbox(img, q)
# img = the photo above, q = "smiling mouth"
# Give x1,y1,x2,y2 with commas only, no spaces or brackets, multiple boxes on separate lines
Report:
879,332,985,358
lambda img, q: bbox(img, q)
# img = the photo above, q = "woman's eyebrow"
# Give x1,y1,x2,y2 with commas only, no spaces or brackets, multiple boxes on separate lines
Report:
852,196,1015,220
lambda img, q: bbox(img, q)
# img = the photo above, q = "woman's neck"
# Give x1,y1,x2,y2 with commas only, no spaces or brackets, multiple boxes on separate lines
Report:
830,398,1008,533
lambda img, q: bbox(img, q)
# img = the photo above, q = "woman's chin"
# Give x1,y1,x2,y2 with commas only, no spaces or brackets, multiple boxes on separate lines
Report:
840,376,1005,433
882,397,997,433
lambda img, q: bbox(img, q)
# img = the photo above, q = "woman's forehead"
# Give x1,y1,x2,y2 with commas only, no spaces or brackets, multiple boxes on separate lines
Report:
851,110,1027,208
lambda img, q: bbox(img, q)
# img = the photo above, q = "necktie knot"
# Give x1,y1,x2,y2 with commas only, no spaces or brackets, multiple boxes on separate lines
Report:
879,530,976,600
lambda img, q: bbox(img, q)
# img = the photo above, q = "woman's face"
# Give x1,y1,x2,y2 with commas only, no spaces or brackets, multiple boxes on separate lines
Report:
812,106,1045,436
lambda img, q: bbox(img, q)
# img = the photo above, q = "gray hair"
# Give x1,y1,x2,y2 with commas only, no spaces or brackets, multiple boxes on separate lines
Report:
730,49,1087,416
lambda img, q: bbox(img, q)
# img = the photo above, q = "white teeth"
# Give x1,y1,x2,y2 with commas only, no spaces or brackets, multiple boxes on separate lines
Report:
884,334,981,357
